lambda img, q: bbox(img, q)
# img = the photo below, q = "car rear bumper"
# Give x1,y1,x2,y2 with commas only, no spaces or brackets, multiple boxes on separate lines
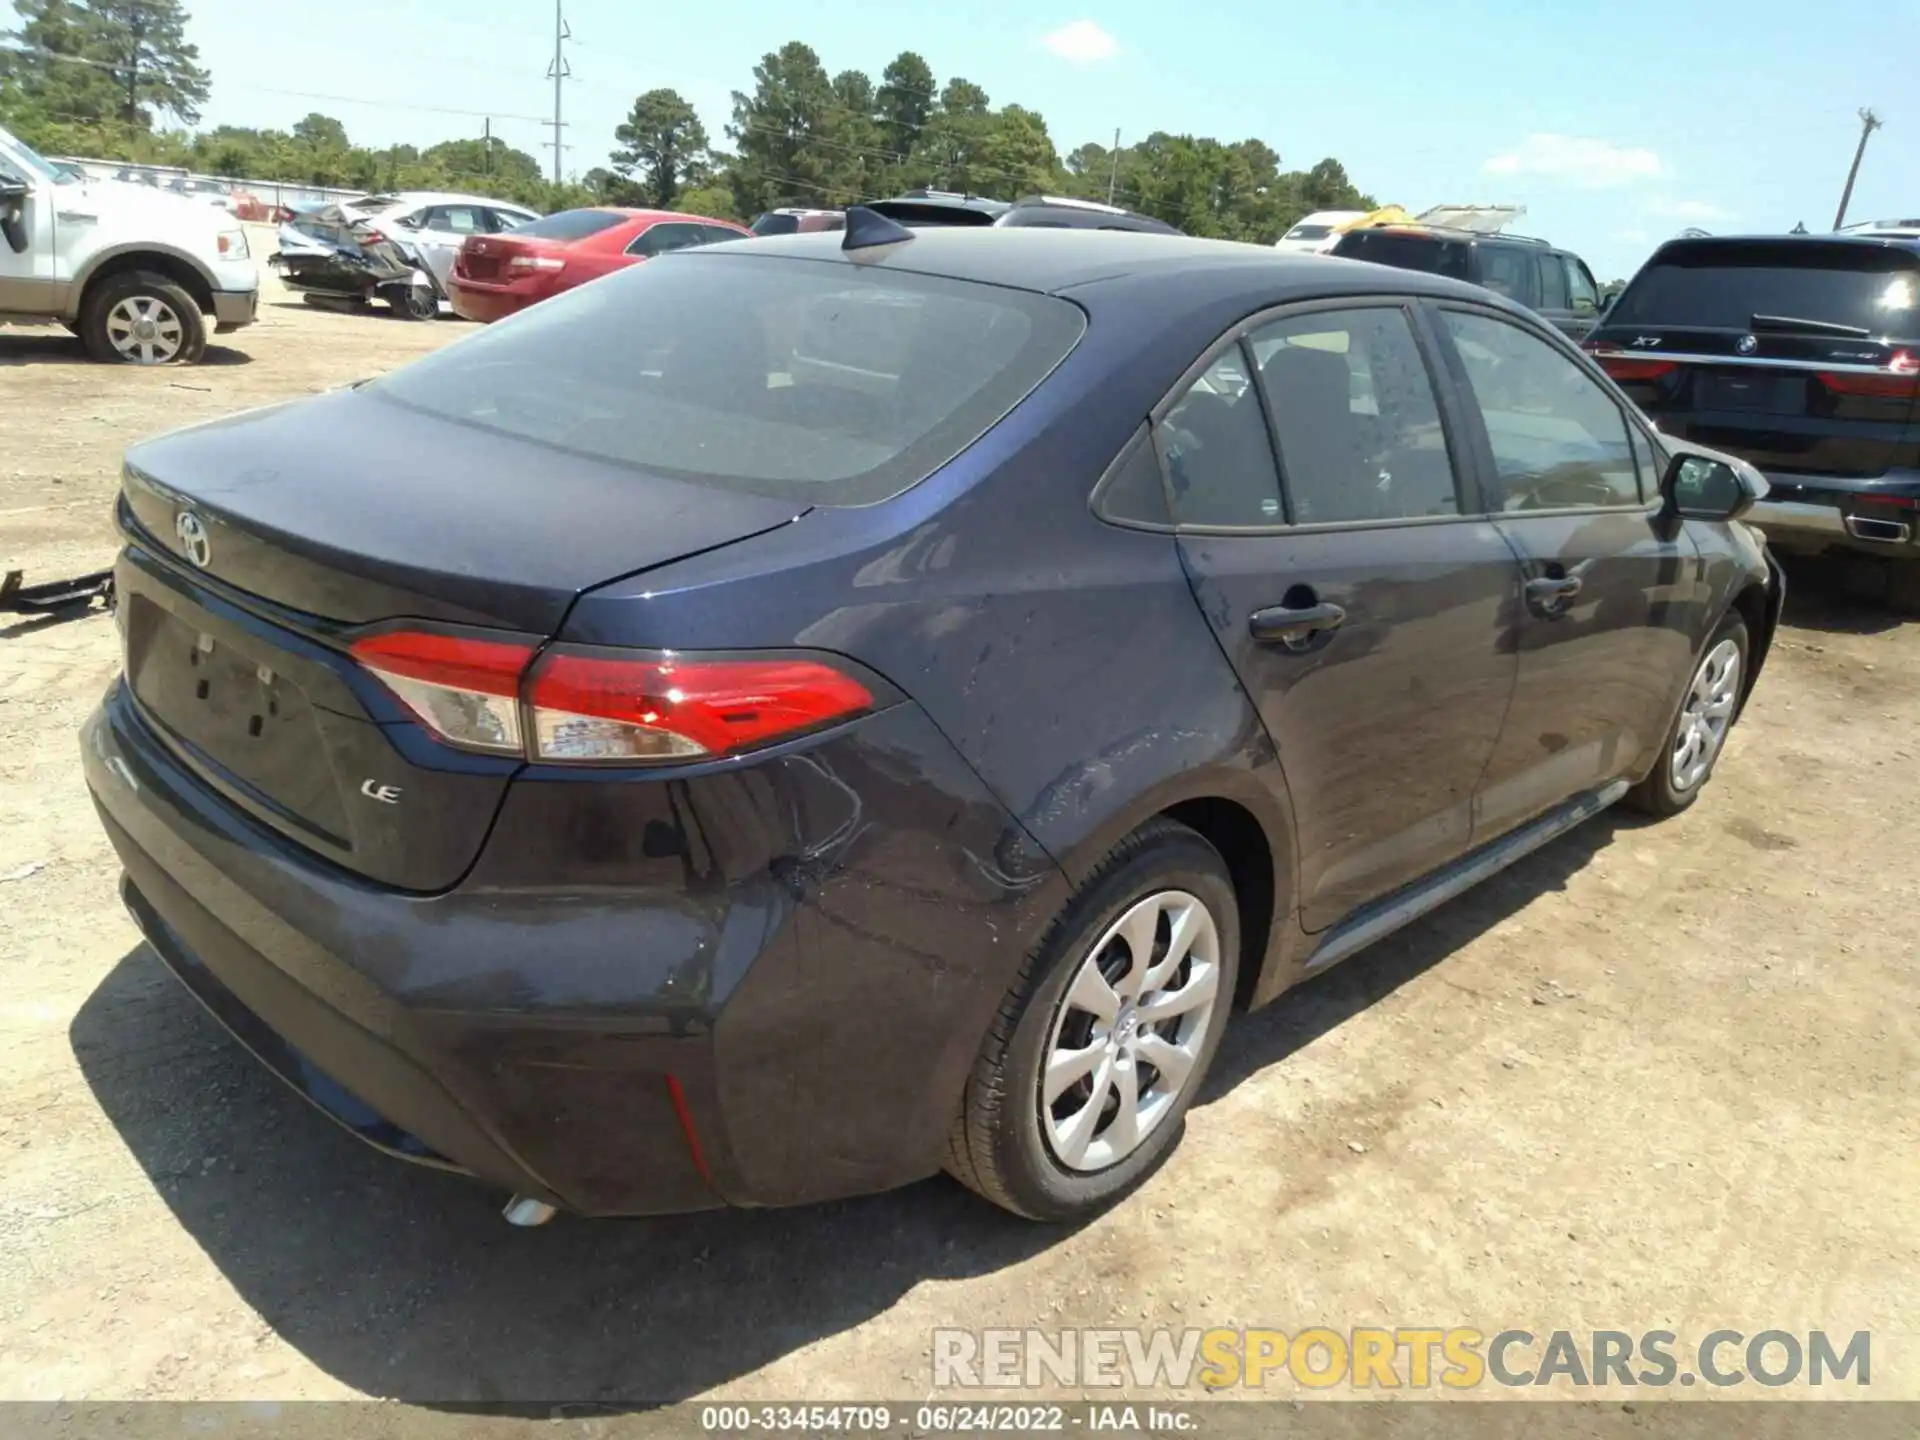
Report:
1745,470,1920,560
447,279,534,323
82,678,1063,1216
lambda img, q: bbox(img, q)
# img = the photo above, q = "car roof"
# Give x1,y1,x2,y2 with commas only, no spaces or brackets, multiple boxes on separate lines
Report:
1645,233,1920,260
706,227,1500,304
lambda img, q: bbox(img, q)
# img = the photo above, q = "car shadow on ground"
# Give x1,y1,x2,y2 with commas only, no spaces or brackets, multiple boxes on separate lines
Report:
70,815,1626,1406
1201,812,1625,1099
0,331,253,367
1775,553,1912,635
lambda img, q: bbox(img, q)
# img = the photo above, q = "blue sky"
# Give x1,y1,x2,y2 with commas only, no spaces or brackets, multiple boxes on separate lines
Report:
10,0,1918,279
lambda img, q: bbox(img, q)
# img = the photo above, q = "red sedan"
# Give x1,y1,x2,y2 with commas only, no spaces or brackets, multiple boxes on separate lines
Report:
448,208,751,322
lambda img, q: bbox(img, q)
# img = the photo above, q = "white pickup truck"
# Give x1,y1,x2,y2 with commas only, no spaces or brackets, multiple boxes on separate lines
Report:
0,124,259,364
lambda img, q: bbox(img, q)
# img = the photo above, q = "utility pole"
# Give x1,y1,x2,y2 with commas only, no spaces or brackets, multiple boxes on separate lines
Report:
544,0,572,186
483,116,492,176
1832,107,1882,231
1106,128,1121,205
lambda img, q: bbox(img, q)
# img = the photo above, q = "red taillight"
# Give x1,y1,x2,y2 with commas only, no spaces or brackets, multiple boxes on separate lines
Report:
526,651,874,764
349,631,874,764
507,254,565,271
1818,351,1920,398
1594,354,1678,382
349,631,534,755
359,229,386,245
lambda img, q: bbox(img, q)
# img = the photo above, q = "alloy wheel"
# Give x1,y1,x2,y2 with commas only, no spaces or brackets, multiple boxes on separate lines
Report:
105,295,186,364
1041,889,1223,1173
1670,637,1742,793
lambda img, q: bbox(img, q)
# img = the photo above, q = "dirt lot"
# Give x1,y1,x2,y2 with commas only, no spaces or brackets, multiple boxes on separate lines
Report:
1,254,1916,1407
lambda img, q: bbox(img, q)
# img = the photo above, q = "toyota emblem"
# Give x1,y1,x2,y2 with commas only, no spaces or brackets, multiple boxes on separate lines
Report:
175,511,211,569
1736,334,1759,355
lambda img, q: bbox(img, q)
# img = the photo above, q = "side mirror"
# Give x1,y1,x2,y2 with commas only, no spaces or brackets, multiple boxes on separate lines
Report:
0,169,29,254
1661,451,1767,522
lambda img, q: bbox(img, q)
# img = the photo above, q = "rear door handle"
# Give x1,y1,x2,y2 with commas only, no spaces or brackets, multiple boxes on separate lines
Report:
1249,600,1346,649
57,210,98,223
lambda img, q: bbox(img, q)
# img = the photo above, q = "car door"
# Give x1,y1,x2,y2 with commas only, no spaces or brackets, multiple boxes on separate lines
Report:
1165,301,1524,932
1429,304,1698,839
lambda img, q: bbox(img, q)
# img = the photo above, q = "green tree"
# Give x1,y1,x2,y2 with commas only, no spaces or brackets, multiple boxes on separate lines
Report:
1,0,131,131
978,104,1057,197
726,41,848,215
874,50,934,163
290,112,347,149
85,0,211,126
611,87,709,207
675,182,738,220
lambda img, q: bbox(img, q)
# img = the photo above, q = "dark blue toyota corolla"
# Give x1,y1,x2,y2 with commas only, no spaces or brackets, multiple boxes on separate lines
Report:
83,216,1782,1223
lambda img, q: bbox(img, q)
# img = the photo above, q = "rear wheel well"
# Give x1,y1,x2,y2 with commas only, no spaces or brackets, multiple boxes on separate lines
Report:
1161,797,1275,1010
81,253,215,317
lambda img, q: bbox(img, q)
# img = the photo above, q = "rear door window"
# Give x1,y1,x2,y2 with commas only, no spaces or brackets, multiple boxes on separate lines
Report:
1608,240,1920,335
424,205,485,235
1440,310,1640,509
1156,348,1283,526
627,221,709,257
371,252,1085,505
1536,253,1569,310
1476,245,1541,307
1250,307,1462,523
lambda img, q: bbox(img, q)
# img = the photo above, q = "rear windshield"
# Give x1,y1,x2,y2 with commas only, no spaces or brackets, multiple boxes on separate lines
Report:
751,212,800,235
508,209,628,242
372,252,1087,505
1334,230,1471,279
1285,224,1334,240
1608,241,1920,336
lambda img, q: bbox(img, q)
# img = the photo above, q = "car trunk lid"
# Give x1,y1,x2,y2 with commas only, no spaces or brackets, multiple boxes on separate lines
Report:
454,231,564,283
116,387,805,889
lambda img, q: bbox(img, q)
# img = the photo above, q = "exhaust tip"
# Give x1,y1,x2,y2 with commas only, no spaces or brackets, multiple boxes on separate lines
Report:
502,1194,558,1228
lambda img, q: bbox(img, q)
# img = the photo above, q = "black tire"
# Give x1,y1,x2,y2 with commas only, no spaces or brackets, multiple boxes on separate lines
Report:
79,271,207,365
391,284,437,321
1626,613,1750,817
945,819,1240,1221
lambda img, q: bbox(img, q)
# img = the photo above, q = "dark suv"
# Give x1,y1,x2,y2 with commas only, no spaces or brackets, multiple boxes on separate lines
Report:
1587,235,1920,606
1332,226,1606,340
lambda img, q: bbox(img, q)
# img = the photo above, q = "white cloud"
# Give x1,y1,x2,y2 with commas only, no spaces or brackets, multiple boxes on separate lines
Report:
1483,133,1664,188
1646,197,1734,222
1041,20,1119,64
